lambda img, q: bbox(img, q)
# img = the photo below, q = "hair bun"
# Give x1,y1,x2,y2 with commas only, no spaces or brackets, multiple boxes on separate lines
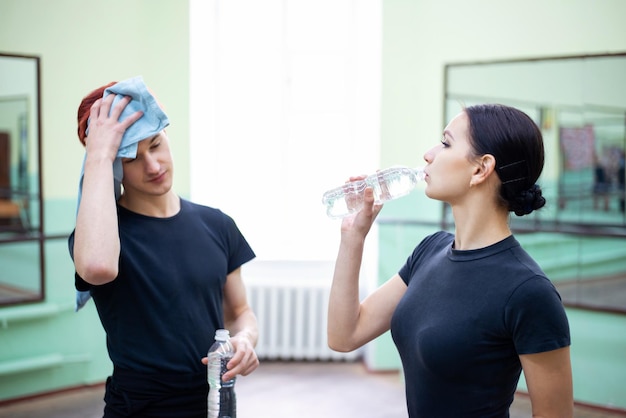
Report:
511,184,546,216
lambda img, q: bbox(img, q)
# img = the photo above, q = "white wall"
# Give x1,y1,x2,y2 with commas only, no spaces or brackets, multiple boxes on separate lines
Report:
190,0,382,264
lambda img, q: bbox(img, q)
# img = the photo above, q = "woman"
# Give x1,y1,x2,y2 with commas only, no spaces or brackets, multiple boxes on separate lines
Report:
328,104,573,417
69,78,259,417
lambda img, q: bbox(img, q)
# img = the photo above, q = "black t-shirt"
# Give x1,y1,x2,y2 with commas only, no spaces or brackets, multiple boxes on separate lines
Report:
391,232,570,417
69,198,255,374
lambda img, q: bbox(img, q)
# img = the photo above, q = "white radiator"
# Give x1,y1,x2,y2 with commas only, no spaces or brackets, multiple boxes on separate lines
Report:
243,261,362,361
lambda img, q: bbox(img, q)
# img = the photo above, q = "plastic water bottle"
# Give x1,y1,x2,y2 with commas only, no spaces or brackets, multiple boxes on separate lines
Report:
208,329,236,418
322,166,425,218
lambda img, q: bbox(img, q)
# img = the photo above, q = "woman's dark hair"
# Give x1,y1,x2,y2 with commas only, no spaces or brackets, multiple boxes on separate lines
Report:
465,104,546,216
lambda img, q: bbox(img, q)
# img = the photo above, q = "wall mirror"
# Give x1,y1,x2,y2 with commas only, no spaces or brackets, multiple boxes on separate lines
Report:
444,53,626,313
0,53,44,306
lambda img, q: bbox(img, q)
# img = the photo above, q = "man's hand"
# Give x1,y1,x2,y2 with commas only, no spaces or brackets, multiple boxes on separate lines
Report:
201,333,259,382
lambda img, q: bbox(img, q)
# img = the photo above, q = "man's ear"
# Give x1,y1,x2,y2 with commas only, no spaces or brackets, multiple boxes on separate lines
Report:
471,154,496,186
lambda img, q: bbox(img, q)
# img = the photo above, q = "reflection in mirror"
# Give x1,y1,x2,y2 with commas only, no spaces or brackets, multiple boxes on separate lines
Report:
0,53,44,306
445,53,626,314
0,241,43,304
445,54,626,230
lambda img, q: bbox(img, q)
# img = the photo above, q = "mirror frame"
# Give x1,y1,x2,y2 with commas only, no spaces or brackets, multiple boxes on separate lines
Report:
442,52,626,237
0,52,44,306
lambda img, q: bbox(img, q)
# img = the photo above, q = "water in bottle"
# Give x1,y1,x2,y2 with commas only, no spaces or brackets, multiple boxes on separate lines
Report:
322,166,425,218
208,329,236,418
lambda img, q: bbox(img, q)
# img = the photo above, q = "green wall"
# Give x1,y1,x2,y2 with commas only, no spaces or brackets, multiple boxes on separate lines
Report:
373,0,626,410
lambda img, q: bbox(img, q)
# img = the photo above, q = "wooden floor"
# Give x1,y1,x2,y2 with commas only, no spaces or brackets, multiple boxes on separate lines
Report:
0,361,624,417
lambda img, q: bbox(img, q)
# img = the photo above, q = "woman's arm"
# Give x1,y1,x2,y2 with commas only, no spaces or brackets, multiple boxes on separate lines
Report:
327,186,407,352
519,346,573,418
328,271,407,352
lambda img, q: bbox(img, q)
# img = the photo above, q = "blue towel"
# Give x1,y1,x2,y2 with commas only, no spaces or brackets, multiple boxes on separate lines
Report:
75,76,170,311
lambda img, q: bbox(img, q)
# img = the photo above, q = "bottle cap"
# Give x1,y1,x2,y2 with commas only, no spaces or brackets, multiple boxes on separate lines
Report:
215,329,230,341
